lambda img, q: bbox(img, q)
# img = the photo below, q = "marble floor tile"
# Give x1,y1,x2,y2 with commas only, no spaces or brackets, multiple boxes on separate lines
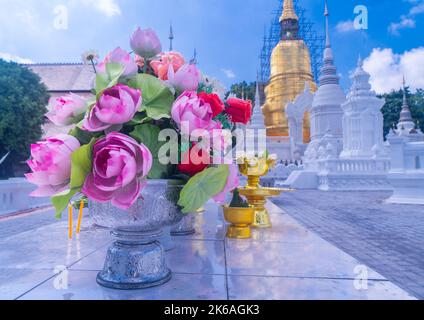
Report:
71,239,226,276
0,222,111,270
0,268,54,300
225,239,386,280
228,275,415,300
20,270,227,300
250,214,326,244
173,202,226,241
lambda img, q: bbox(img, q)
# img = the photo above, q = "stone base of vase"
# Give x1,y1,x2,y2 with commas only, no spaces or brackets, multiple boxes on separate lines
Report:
97,228,172,290
171,214,196,236
160,226,175,251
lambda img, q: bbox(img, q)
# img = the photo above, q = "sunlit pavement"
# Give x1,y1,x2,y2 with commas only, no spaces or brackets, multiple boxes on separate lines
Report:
274,190,424,299
0,201,415,300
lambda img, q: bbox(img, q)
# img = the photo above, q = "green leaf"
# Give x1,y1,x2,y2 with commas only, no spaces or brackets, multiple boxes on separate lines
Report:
70,139,95,189
130,124,171,179
69,126,101,145
128,74,174,120
95,62,125,95
52,188,78,219
178,165,230,213
52,139,96,218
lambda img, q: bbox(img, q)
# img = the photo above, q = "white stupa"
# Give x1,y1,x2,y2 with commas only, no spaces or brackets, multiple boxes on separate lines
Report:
249,79,266,130
319,56,391,191
303,1,346,171
285,1,346,189
340,57,388,159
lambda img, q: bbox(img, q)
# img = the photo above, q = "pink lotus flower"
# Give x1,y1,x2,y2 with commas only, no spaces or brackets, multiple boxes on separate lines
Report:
82,132,153,210
171,91,218,137
167,64,201,92
26,135,80,197
98,47,138,78
130,27,162,58
212,165,240,203
46,93,88,126
150,51,185,80
83,84,141,132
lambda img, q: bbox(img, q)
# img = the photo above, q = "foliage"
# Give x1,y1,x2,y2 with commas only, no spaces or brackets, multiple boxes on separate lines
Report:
0,59,49,178
226,81,256,101
128,73,174,120
52,139,96,218
130,124,172,179
379,88,424,138
178,165,229,213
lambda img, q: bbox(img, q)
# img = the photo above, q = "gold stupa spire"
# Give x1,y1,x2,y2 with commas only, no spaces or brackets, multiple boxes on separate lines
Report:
280,0,299,22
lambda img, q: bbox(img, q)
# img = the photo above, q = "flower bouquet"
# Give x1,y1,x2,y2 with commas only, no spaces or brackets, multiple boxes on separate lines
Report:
26,26,252,289
27,27,252,217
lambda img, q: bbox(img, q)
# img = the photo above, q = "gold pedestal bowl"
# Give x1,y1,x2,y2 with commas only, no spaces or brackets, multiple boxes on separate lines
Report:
238,187,289,228
222,206,255,239
238,156,292,228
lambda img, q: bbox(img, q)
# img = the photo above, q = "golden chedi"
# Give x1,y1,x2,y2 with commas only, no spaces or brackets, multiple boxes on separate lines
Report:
263,0,317,142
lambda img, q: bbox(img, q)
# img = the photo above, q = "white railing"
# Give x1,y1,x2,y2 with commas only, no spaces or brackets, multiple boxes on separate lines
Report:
318,159,390,174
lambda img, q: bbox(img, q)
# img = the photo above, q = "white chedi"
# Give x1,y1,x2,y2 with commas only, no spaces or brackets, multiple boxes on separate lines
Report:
339,57,387,159
303,2,346,170
249,80,266,130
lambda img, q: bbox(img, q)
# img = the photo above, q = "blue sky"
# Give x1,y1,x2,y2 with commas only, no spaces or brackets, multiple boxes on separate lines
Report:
0,0,423,93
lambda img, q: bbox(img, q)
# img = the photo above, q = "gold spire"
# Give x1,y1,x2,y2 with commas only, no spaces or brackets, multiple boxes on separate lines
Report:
280,0,299,22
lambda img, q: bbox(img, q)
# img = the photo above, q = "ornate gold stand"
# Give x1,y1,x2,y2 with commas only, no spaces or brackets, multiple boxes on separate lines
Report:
238,187,284,228
237,155,291,228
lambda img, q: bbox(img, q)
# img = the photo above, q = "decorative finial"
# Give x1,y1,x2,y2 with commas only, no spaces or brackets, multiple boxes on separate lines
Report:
190,48,197,65
325,0,331,48
402,75,407,104
280,0,298,22
169,22,174,51
357,54,363,68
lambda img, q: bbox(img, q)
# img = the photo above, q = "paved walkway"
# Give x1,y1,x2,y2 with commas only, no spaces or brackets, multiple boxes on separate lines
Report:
274,191,424,299
0,201,414,300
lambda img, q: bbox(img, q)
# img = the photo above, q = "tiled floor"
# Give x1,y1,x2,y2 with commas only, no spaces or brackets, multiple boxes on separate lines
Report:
0,201,416,300
274,191,424,299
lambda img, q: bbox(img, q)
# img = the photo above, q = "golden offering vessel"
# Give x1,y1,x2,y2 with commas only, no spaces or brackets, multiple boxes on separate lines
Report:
222,206,255,239
237,155,291,228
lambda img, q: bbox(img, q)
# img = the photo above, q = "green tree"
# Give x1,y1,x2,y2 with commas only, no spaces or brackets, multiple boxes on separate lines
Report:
0,59,49,179
379,88,424,139
226,81,256,101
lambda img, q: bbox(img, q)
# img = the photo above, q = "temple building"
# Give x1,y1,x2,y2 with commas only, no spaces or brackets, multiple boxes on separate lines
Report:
262,0,316,142
386,79,424,204
24,63,95,137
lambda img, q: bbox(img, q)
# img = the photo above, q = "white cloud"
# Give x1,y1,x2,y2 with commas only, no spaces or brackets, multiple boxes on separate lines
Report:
388,15,416,35
81,0,121,17
0,52,33,64
388,0,424,35
363,47,424,94
336,20,355,33
221,68,236,79
409,1,424,15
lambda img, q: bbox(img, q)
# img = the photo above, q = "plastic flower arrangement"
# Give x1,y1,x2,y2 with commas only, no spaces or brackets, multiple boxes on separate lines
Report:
26,27,252,217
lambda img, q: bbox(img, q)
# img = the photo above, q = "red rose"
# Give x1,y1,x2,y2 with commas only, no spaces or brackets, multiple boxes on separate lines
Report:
198,92,225,117
177,146,209,177
226,98,252,125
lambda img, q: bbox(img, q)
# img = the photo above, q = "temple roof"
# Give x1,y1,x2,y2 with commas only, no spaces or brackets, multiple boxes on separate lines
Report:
24,63,95,92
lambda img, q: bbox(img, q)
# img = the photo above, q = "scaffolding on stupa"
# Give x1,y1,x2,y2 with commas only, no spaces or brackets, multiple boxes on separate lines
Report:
260,0,325,84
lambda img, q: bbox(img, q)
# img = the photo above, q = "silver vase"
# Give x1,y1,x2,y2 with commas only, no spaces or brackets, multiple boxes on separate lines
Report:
89,180,183,290
171,213,196,236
